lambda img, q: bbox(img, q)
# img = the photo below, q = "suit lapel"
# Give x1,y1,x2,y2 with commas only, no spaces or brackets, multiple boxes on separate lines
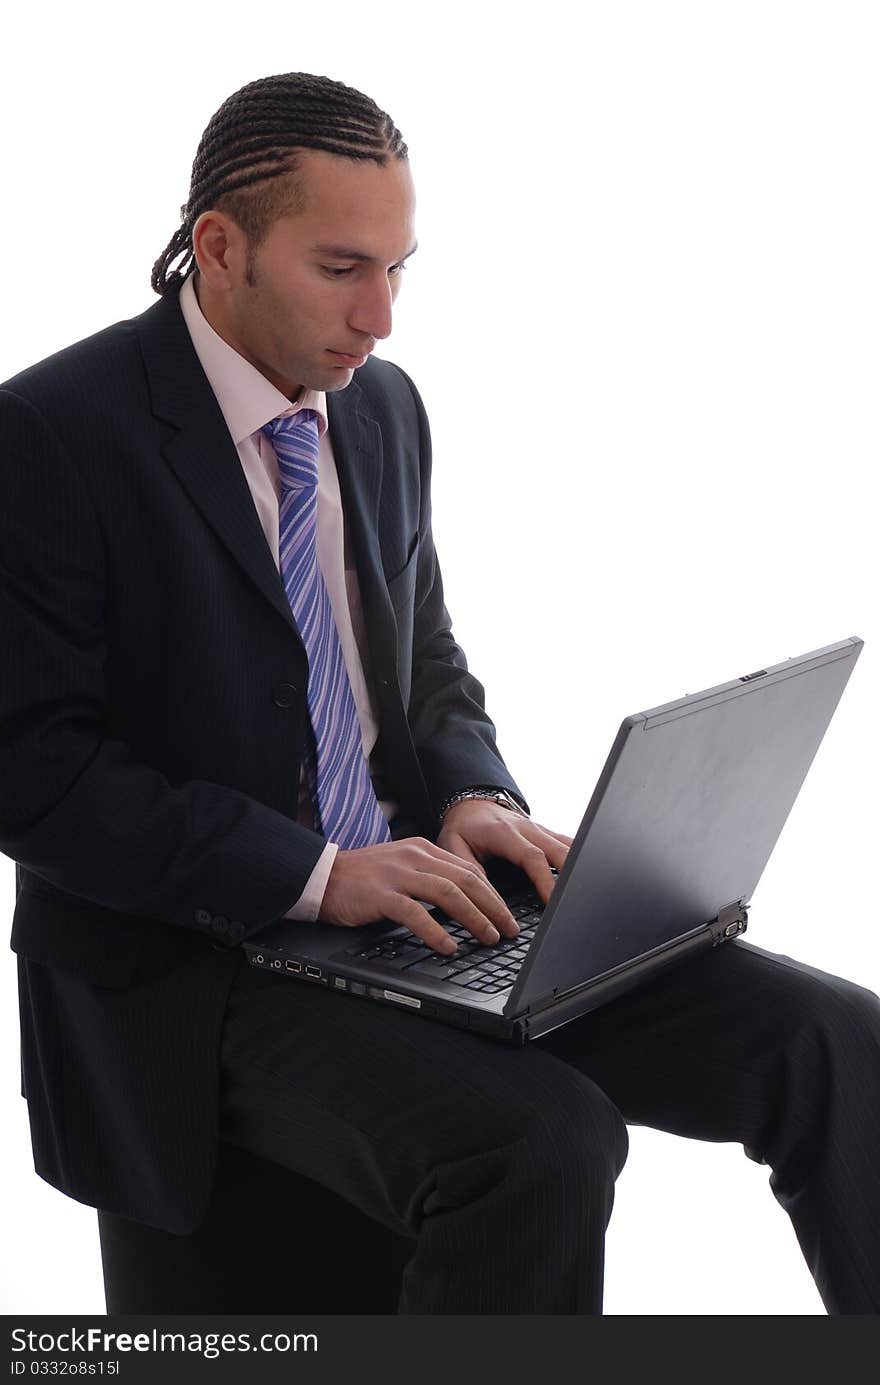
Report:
326,391,400,669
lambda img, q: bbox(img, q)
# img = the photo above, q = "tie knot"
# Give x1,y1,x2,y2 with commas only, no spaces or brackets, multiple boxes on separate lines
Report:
261,408,320,490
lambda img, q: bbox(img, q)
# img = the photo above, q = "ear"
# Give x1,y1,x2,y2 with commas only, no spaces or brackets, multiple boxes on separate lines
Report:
192,210,245,290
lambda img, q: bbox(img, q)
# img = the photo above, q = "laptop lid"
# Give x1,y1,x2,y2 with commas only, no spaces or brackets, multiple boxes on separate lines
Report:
504,636,863,1017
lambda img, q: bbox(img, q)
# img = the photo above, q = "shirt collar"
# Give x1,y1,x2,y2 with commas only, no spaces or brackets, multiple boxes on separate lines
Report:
178,268,329,445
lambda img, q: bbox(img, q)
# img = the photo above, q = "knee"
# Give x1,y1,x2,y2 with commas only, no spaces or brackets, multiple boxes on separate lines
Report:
776,972,880,1120
809,973,880,1055
413,1068,627,1235
515,1069,629,1188
828,978,880,1076
757,974,880,1178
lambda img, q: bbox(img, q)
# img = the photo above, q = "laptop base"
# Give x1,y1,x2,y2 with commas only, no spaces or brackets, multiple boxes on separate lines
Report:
242,905,747,1046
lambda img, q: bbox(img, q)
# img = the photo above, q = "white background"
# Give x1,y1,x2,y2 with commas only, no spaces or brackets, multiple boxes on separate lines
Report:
1,0,877,1316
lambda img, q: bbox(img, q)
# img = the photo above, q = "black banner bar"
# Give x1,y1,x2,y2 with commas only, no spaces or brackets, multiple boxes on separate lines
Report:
4,1315,878,1384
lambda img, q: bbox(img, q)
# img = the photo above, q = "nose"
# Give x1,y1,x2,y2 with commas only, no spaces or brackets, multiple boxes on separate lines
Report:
348,272,395,343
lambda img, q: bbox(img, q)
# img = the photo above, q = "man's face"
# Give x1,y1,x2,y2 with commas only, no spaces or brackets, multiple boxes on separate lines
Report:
192,148,417,399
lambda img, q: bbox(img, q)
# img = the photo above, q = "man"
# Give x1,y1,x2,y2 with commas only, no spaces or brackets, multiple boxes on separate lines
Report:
1,72,878,1314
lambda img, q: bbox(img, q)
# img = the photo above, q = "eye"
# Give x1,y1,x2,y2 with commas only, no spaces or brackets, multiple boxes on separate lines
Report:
321,264,408,278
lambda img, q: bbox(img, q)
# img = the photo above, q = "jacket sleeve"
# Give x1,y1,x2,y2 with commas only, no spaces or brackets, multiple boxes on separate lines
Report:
390,366,530,818
0,387,325,942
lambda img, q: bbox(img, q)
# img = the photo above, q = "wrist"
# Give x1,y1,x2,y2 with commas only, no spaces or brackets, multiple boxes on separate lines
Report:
438,787,529,828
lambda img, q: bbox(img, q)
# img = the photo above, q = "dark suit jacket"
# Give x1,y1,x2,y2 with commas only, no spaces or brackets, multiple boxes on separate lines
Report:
0,280,527,1232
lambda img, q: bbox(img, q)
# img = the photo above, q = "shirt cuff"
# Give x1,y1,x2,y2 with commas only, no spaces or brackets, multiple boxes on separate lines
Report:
281,841,340,922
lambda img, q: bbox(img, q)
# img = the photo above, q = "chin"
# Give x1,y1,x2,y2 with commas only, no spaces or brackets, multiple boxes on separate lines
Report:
320,366,357,391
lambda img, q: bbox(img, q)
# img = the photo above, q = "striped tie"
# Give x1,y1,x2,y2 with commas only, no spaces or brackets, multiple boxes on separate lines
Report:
261,408,391,849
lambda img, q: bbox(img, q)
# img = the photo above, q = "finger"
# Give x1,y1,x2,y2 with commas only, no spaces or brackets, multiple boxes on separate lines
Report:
443,855,522,937
398,839,501,906
525,826,572,872
479,818,571,883
493,836,559,907
437,830,489,879
427,840,520,934
384,894,459,955
406,871,516,946
543,827,575,847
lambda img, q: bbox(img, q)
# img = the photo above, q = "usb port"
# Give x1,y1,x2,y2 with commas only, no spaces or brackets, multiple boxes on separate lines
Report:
305,966,322,978
285,960,302,973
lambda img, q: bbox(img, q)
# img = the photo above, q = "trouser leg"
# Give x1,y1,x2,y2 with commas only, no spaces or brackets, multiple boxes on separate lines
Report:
218,953,629,1313
540,939,880,1314
219,938,880,1314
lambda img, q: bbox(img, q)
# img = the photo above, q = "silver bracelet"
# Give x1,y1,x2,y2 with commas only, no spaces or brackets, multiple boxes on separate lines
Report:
438,787,529,825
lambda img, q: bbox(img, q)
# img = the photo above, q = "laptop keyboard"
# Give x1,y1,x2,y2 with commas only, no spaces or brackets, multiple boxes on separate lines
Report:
344,886,543,995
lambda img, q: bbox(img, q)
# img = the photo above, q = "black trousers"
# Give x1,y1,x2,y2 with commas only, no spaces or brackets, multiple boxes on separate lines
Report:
218,936,880,1314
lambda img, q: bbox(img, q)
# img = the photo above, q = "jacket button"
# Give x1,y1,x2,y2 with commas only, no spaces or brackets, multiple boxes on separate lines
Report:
195,908,212,925
273,683,297,707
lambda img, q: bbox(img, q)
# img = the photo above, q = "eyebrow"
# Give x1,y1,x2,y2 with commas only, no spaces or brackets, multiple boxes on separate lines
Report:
311,241,419,264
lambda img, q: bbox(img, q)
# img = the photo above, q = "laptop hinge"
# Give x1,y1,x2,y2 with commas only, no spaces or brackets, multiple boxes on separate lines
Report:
714,900,749,944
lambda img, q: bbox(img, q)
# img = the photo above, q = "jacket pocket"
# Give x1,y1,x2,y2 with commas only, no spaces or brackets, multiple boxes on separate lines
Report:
385,543,418,614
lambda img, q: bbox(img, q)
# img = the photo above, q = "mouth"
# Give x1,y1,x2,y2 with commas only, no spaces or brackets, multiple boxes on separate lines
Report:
328,350,369,367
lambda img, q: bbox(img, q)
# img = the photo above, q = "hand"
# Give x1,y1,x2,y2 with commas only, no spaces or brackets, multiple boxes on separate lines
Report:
317,838,523,955
436,799,573,906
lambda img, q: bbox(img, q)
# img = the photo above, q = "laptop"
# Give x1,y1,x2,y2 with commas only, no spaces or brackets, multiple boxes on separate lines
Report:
242,636,863,1045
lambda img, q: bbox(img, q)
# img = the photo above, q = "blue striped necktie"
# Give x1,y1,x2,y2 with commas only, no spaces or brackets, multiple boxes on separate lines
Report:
260,408,391,849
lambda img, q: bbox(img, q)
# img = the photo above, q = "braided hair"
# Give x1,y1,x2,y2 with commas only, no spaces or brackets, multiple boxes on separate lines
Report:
151,72,408,296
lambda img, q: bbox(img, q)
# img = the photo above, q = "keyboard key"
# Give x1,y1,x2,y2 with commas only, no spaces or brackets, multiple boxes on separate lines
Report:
371,947,436,971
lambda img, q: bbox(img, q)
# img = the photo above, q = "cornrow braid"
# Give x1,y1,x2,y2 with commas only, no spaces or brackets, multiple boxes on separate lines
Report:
151,72,408,296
